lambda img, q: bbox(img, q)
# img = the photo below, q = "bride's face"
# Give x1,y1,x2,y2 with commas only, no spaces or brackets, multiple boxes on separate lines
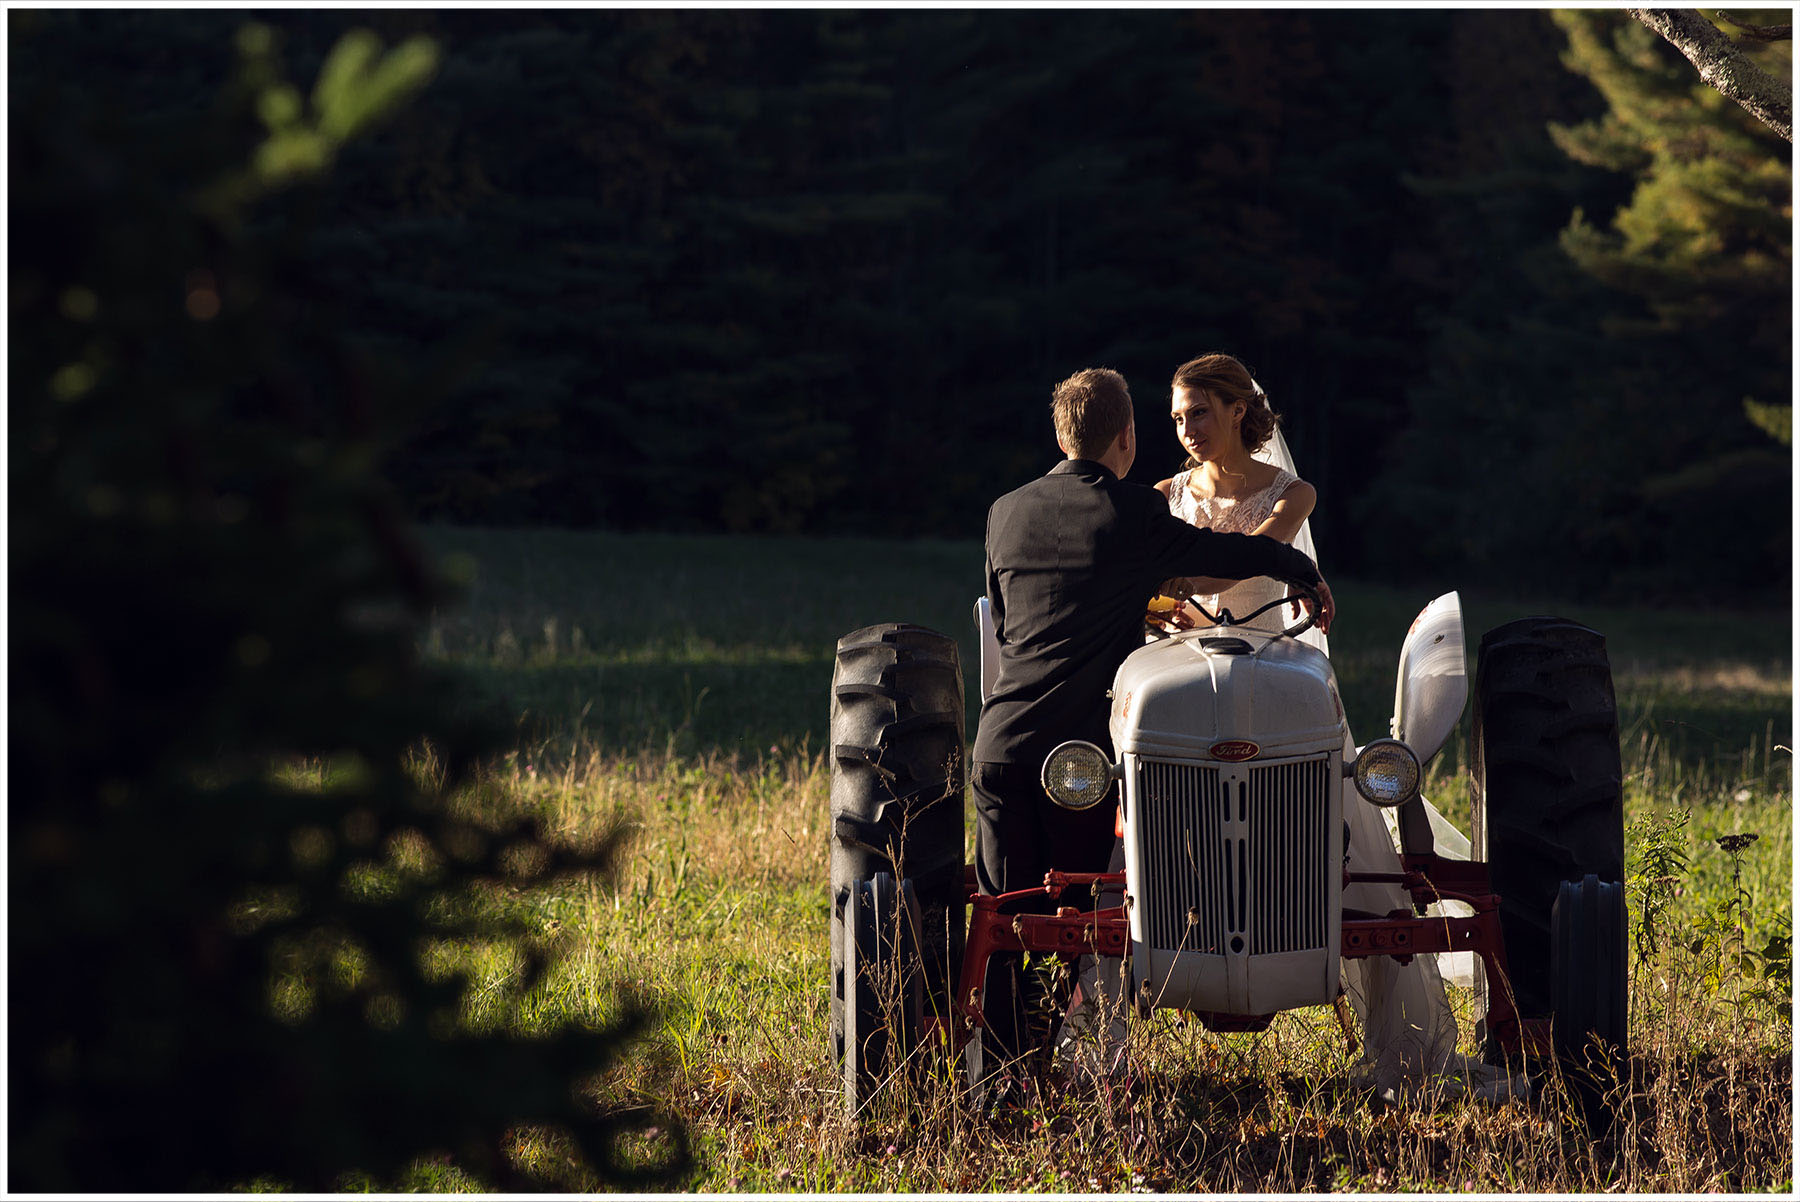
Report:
1171,386,1244,463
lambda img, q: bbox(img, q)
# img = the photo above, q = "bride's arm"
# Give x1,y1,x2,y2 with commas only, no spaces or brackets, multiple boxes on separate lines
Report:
1255,479,1317,545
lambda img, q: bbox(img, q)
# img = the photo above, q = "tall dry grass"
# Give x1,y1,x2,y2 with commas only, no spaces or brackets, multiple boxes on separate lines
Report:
437,727,1790,1192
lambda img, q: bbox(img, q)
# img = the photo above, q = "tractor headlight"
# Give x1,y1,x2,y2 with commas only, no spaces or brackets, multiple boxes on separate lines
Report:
1353,738,1421,807
1041,741,1116,810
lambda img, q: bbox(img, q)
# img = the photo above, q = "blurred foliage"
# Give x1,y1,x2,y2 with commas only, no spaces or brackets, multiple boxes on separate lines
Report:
1744,397,1791,445
10,14,685,1190
14,10,1782,602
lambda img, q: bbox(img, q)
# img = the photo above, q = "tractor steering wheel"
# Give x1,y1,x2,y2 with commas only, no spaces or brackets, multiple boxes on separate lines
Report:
1187,580,1321,639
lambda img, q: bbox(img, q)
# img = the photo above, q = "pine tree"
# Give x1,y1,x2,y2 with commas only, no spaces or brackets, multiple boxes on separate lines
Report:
1548,9,1790,593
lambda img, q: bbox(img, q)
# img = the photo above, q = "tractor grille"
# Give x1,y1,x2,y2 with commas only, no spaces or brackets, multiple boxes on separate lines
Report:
1245,758,1332,954
1137,759,1226,953
1133,754,1333,956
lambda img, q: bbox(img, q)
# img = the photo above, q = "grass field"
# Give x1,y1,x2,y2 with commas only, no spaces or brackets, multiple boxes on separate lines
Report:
409,525,1791,1191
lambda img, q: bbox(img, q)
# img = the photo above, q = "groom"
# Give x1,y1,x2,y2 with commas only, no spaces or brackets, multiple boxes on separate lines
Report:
972,366,1333,1071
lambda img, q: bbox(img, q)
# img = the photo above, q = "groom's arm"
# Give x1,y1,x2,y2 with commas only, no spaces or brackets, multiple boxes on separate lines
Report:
983,506,1005,643
1137,501,1333,631
1139,504,1321,589
1160,480,1320,599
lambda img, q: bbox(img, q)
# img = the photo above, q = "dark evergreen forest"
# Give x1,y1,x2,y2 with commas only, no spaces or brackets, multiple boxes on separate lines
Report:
14,9,1791,600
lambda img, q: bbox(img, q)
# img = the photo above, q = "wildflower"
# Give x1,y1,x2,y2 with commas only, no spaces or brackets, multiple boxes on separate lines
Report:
1717,833,1759,853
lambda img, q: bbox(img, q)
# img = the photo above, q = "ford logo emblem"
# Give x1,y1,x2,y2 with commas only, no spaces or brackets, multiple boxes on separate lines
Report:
1210,740,1259,761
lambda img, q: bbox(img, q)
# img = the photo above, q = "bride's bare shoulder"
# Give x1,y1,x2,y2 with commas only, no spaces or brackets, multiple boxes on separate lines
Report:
1274,476,1317,516
1154,477,1174,498
1245,459,1288,489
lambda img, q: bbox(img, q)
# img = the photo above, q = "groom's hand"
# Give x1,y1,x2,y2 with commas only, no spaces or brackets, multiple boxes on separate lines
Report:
1310,578,1335,634
1291,577,1334,634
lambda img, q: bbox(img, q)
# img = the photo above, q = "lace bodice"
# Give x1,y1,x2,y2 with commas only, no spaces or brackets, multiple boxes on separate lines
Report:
1168,466,1297,533
1167,466,1305,631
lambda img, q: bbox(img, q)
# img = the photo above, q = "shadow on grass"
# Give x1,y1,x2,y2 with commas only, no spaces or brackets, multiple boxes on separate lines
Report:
445,657,849,760
421,528,1788,782
441,640,1785,788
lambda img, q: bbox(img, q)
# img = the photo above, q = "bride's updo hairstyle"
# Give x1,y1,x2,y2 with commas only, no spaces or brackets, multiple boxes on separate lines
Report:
1171,353,1281,454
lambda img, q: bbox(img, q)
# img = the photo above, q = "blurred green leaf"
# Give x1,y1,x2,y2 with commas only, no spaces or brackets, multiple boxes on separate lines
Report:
254,129,331,183
311,28,381,135
1744,397,1792,446
313,30,439,143
256,83,303,132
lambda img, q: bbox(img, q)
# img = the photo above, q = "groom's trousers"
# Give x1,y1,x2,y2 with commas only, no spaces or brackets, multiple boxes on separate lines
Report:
972,758,1121,1071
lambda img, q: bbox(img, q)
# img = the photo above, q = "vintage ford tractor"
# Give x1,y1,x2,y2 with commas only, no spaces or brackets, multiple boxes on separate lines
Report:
829,584,1626,1114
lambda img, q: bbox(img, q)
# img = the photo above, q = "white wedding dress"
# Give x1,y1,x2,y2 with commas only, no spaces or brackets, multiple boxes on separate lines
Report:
1166,464,1307,634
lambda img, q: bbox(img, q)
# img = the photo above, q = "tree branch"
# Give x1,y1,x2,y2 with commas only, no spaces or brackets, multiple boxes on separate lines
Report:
1627,8,1792,141
1715,11,1792,42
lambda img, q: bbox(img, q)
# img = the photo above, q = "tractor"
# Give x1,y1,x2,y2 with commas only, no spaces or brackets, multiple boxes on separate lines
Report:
828,583,1625,1115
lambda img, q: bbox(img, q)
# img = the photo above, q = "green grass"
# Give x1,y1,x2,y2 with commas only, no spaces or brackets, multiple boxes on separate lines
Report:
401,525,1790,1191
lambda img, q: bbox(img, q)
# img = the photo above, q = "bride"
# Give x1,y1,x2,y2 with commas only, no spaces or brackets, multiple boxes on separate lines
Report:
1151,353,1507,1099
1154,354,1319,636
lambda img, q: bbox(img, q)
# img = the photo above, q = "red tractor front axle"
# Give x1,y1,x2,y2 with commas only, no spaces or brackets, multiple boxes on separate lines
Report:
937,855,1550,1059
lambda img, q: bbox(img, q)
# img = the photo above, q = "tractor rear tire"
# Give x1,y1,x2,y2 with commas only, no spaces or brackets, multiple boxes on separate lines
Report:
1472,617,1624,1063
841,872,924,1116
829,624,965,1104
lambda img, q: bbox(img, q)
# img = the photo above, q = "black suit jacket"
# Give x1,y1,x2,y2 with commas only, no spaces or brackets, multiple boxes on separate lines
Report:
972,458,1322,769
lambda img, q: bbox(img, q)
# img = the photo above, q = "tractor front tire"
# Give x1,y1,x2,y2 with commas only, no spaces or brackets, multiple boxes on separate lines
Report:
828,623,965,1112
841,872,924,1116
1472,617,1625,1069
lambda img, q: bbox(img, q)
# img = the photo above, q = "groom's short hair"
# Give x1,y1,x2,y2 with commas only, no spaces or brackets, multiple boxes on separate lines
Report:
1051,368,1132,459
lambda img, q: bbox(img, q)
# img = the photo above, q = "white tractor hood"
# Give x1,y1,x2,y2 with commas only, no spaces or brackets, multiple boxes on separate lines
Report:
1110,629,1344,761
